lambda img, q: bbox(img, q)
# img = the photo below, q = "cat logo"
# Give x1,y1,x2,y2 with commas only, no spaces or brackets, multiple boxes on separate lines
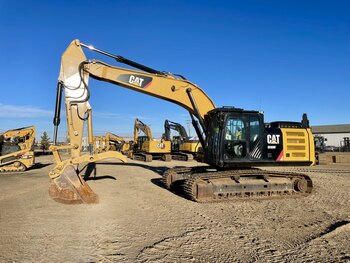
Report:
267,134,281,144
157,143,165,149
129,75,145,87
117,74,153,89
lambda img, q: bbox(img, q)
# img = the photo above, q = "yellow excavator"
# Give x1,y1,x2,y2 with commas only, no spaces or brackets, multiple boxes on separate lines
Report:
49,39,315,204
93,135,104,153
94,132,130,155
163,119,201,161
130,118,171,162
0,126,35,172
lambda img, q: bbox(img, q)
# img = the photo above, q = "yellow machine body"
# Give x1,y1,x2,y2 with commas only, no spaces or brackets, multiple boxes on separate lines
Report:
0,126,36,172
94,133,130,155
141,140,171,154
131,118,171,161
280,128,315,164
179,141,201,153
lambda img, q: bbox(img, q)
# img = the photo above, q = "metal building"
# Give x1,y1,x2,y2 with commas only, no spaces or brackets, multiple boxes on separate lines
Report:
311,124,350,148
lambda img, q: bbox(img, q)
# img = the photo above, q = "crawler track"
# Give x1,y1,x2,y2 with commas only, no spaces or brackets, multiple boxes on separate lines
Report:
163,167,313,203
133,153,152,162
162,166,207,189
0,162,26,172
271,167,350,174
171,153,194,161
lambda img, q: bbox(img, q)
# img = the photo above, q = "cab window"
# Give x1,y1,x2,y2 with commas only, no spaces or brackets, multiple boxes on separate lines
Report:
224,117,246,159
225,118,245,141
249,117,260,148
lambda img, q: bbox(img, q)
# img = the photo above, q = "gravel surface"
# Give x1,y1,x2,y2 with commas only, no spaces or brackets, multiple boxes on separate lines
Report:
0,156,349,262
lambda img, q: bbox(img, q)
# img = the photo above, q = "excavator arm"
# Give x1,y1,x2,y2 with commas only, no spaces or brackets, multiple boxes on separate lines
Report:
164,120,189,141
55,40,215,141
133,118,153,142
105,133,130,153
81,43,216,121
105,132,125,151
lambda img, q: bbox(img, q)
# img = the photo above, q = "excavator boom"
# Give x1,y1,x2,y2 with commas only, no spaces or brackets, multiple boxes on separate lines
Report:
78,41,216,120
133,119,153,142
163,120,189,141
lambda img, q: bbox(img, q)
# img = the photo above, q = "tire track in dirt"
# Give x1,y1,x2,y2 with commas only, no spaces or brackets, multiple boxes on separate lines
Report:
265,219,350,262
135,226,207,262
90,222,133,262
269,168,350,218
135,201,289,263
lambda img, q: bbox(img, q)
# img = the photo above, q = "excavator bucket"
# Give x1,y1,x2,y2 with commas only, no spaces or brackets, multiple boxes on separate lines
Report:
48,165,98,204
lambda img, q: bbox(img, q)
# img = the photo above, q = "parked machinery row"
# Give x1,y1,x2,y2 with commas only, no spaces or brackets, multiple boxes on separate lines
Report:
93,118,202,162
0,119,193,175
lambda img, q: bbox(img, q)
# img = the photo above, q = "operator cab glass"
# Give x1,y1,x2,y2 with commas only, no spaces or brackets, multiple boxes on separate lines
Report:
224,117,247,159
204,108,264,167
223,114,263,161
137,135,149,150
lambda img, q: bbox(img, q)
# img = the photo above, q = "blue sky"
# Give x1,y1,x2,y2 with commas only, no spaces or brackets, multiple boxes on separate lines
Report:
0,0,349,140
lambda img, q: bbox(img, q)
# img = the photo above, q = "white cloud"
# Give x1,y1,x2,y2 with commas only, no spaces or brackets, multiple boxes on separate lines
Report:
0,103,52,118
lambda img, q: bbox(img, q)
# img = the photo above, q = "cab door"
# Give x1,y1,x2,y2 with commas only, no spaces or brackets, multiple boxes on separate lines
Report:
223,114,263,162
223,116,247,160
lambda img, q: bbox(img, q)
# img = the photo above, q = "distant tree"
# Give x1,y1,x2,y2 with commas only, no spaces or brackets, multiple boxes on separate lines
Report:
41,132,50,153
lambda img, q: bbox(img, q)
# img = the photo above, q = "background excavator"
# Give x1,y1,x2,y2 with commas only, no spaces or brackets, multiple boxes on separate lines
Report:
94,132,130,155
50,39,315,204
93,135,104,154
130,118,171,162
162,119,201,161
0,126,36,172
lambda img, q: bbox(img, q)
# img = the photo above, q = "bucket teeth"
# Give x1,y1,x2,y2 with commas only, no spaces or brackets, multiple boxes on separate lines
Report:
49,165,98,204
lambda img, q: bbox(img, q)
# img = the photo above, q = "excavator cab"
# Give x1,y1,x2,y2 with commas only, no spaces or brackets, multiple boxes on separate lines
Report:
171,136,182,151
135,135,149,152
205,107,314,168
205,107,264,167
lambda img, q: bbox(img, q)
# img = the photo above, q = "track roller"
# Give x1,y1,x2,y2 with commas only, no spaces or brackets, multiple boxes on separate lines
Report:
161,154,172,162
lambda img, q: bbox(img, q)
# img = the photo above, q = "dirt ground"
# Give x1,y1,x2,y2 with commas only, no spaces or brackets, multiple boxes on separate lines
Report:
0,155,350,263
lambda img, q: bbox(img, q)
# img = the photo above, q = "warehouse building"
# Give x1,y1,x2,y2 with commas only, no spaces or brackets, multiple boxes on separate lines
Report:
311,124,350,148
